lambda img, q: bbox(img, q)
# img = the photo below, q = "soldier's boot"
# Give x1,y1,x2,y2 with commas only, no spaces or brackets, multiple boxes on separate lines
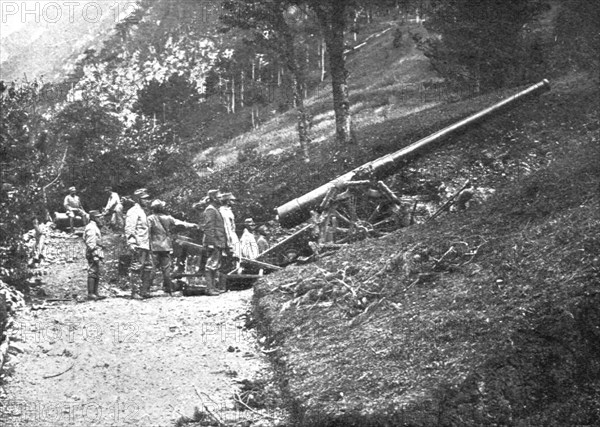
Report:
163,277,173,296
216,272,227,293
87,278,98,301
204,270,219,296
130,272,140,299
93,278,106,300
69,217,75,234
140,270,153,299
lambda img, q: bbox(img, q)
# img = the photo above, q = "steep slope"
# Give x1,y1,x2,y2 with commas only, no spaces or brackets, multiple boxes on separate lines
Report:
0,0,138,82
252,74,600,426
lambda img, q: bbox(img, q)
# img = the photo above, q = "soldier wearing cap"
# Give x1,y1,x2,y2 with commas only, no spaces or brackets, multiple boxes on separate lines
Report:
147,199,198,295
102,186,124,231
201,189,227,296
64,186,89,233
256,225,270,255
125,188,152,298
240,218,259,259
84,210,106,301
219,192,241,262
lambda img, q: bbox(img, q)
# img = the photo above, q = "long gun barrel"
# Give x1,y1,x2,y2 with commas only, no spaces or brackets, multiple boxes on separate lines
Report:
276,79,550,228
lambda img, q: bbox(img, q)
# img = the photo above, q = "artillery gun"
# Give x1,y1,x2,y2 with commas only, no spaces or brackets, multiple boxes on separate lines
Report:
268,79,551,258
174,79,550,292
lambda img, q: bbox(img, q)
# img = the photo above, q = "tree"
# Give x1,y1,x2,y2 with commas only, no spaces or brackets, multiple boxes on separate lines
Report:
135,74,202,124
220,0,312,160
0,83,51,286
422,0,545,90
301,0,354,144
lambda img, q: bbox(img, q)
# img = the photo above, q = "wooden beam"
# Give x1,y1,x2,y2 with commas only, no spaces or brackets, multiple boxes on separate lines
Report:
239,257,282,271
256,224,313,261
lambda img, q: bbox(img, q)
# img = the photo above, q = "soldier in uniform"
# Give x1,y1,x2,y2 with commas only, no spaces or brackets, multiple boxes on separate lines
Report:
64,186,89,233
256,225,270,255
219,192,241,276
103,186,124,231
201,190,227,296
240,218,259,259
84,210,106,301
147,199,198,295
125,188,152,299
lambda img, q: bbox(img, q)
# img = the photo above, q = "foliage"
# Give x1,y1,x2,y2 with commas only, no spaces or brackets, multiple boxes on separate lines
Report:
0,84,50,288
135,74,202,124
422,0,546,90
552,0,600,72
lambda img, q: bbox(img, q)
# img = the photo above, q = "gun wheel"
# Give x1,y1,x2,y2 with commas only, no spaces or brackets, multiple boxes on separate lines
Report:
316,182,408,244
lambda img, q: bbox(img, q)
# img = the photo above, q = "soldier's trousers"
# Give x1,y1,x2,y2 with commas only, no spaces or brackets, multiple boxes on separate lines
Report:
152,251,173,290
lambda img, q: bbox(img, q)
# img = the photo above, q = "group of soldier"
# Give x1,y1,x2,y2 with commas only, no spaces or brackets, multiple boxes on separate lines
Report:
64,186,269,301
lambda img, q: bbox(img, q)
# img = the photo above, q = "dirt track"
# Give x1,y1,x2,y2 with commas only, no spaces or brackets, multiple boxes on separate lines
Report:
1,236,275,426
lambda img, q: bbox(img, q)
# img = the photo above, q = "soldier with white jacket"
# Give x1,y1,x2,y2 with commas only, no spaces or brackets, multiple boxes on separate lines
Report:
125,188,152,298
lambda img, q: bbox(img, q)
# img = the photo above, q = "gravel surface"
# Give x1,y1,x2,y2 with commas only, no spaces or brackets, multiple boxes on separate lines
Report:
2,231,276,426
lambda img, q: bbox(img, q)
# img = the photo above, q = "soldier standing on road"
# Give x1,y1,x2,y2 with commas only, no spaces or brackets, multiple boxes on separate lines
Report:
147,199,198,295
64,186,89,233
84,210,106,301
240,218,259,260
219,192,241,273
102,186,124,231
125,188,152,299
201,190,227,296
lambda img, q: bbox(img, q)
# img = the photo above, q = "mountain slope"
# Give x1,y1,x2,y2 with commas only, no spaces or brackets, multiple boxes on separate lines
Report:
0,0,137,82
253,73,600,427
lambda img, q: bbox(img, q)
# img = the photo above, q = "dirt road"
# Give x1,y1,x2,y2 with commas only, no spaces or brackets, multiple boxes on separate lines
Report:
1,231,280,427
2,291,275,426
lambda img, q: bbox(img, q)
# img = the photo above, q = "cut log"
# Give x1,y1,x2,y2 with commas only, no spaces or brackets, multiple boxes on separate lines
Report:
53,212,84,229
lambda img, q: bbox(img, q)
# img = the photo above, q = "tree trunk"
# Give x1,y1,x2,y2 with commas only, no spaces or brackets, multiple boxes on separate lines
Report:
305,42,310,70
257,57,262,82
353,9,359,42
231,74,235,113
320,36,326,82
281,23,310,162
315,1,353,144
240,70,245,108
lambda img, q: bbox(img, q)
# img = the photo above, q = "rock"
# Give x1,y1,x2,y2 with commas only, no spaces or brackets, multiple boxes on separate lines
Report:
227,346,236,352
8,344,25,355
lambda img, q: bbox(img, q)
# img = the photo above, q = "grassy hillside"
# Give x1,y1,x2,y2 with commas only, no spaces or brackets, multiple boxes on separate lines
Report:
252,74,599,426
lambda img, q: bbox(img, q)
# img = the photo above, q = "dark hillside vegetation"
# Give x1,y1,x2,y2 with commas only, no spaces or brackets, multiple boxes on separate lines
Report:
252,74,600,426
